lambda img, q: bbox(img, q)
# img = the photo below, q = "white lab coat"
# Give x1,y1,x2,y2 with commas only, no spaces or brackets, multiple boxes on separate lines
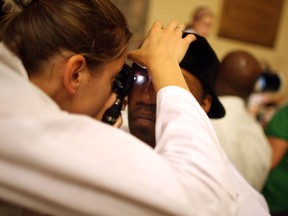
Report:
0,43,269,215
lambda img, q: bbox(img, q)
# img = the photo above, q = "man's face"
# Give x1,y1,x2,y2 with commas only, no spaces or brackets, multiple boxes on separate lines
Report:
128,66,210,148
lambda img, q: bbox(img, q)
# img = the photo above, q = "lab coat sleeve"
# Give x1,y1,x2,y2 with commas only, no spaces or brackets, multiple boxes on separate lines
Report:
155,86,238,213
0,90,237,216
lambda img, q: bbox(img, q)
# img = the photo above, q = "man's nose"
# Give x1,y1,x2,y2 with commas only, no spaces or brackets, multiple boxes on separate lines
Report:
140,81,157,105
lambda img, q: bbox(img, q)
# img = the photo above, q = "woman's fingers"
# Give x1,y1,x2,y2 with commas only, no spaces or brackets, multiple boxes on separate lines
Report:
149,20,162,33
113,114,123,128
94,93,117,121
127,20,196,68
127,20,197,93
183,33,196,45
166,20,179,30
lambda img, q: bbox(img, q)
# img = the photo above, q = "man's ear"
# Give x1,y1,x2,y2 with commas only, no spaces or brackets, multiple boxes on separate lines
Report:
63,55,86,95
201,94,212,114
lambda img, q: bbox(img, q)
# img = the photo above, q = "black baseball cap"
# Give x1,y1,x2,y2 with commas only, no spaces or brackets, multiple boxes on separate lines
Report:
180,33,225,118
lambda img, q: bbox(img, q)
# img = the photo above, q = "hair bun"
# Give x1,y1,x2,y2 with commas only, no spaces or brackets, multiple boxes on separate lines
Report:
2,0,32,13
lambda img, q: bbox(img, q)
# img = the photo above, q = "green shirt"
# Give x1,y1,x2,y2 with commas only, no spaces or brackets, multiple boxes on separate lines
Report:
262,105,288,213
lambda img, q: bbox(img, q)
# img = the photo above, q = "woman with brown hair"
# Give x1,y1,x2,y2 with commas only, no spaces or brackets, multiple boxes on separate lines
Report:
0,0,269,216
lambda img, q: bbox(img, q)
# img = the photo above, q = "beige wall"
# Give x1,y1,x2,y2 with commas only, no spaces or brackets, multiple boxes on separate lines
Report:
145,0,288,99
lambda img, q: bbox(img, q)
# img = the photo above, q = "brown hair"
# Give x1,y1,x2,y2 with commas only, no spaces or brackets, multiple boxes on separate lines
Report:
0,0,132,75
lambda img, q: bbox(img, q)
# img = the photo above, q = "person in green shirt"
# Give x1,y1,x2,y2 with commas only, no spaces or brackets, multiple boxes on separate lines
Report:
262,104,288,216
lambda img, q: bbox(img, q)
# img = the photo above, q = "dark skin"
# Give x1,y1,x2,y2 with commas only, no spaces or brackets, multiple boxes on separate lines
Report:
215,50,262,101
128,68,212,148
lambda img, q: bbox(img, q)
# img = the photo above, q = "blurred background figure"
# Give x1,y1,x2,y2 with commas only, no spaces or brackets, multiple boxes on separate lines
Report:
211,50,272,191
248,61,283,128
185,6,214,38
261,104,288,216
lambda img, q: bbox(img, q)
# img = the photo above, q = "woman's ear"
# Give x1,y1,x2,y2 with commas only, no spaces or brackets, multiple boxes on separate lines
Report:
63,55,86,95
200,94,212,114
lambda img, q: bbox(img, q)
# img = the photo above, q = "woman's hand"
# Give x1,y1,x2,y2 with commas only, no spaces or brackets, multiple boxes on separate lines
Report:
127,20,196,92
113,114,123,128
94,93,123,128
128,20,195,69
94,93,117,121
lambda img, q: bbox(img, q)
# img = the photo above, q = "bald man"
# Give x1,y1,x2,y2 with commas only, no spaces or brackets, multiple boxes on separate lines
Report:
211,50,272,191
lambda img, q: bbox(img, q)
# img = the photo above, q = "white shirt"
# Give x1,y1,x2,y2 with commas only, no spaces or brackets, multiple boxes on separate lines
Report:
0,43,269,216
211,96,272,191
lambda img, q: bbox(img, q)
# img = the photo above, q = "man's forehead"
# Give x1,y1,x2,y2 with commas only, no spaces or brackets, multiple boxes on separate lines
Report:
181,68,200,84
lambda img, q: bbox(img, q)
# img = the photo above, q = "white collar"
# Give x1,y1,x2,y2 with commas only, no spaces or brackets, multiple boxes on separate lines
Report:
0,42,29,79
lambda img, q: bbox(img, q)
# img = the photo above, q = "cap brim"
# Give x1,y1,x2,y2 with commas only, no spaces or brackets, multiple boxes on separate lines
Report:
208,92,225,119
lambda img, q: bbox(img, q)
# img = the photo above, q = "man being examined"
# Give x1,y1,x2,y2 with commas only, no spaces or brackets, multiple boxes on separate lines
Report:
128,33,225,147
125,33,270,215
